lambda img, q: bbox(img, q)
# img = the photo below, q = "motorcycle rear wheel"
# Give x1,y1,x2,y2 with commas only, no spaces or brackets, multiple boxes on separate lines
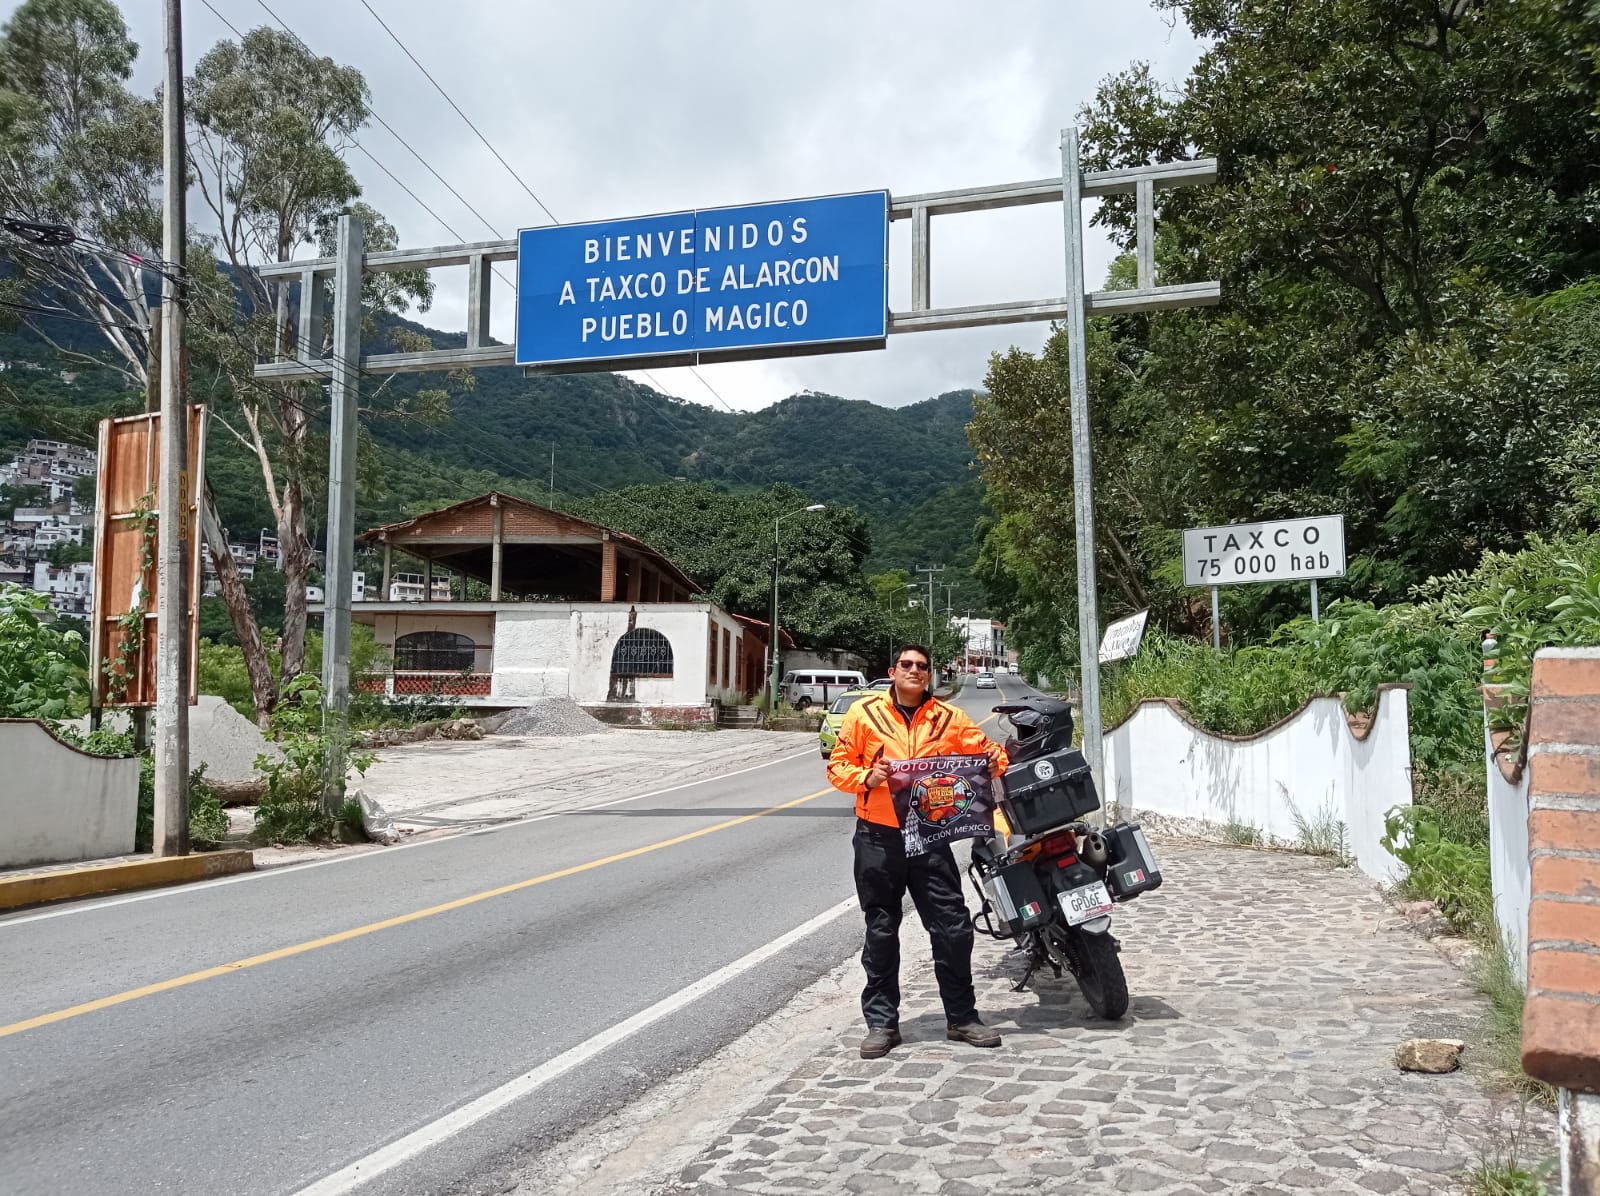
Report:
1062,929,1129,1020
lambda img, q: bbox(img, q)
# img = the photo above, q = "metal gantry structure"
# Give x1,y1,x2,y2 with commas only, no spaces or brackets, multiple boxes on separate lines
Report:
255,132,1218,803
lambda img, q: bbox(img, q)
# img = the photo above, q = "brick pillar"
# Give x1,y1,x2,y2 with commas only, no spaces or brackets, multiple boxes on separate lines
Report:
600,537,617,602
1521,647,1600,1195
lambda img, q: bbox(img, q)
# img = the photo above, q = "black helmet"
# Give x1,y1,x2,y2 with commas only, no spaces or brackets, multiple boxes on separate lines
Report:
992,696,1075,763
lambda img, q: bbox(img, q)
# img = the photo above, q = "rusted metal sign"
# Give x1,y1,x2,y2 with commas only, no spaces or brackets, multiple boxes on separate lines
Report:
89,408,206,707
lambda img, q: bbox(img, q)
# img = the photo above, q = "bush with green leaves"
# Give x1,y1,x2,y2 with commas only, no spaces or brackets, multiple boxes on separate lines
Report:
1280,601,1485,773
0,583,89,720
252,674,374,844
1101,628,1317,737
1381,806,1492,933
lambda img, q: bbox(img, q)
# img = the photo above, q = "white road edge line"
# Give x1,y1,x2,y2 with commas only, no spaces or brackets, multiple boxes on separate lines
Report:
0,747,820,929
293,894,860,1196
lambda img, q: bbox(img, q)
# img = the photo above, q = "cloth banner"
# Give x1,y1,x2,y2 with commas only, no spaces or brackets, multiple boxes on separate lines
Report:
887,754,996,856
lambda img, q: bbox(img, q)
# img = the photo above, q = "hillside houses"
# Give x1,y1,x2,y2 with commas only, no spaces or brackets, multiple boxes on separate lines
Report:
0,438,279,617
0,438,95,503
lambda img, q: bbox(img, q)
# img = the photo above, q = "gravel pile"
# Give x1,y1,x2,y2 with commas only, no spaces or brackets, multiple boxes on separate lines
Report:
488,699,611,737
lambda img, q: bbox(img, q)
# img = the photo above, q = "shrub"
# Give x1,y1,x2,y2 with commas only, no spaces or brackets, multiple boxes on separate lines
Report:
1381,806,1492,934
1101,628,1315,735
187,765,230,850
0,583,89,719
1281,601,1484,773
252,674,375,845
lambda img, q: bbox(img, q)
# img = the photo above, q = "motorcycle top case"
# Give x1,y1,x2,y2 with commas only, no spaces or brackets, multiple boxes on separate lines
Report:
997,747,1100,836
978,860,1052,937
1104,821,1163,899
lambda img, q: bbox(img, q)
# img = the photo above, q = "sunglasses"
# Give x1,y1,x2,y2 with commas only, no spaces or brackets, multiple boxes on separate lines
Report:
895,660,931,672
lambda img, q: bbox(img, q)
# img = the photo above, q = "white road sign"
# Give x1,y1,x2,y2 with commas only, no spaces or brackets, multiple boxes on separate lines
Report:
1098,609,1150,663
1183,515,1346,587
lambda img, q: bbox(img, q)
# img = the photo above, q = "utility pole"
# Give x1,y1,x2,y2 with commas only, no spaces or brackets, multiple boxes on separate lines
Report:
549,442,555,504
153,0,189,856
769,553,780,709
915,564,943,656
320,214,364,812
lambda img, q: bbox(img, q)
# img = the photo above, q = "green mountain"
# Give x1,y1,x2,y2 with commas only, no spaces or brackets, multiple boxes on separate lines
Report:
0,310,989,603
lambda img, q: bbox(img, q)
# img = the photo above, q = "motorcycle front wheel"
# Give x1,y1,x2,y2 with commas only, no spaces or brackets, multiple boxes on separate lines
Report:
1059,927,1129,1020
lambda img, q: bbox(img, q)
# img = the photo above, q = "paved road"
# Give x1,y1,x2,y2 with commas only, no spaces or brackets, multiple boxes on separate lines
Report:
0,677,1021,1196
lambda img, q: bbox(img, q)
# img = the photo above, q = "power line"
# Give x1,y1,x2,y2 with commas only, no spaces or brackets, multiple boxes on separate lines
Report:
218,1,864,557
355,0,558,225
342,2,799,483
246,0,508,250
0,298,143,333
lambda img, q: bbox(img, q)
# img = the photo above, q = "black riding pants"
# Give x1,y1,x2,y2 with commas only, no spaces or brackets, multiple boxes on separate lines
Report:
853,818,977,1029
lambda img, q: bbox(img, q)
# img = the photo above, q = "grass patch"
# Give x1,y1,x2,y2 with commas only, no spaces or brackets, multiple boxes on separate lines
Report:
1286,793,1355,866
1221,820,1264,847
1474,941,1557,1108
1464,1108,1556,1195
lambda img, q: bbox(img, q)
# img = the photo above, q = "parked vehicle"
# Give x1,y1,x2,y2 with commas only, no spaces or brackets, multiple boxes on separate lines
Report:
818,688,873,757
975,671,997,689
866,677,893,690
967,695,1163,1020
781,669,867,711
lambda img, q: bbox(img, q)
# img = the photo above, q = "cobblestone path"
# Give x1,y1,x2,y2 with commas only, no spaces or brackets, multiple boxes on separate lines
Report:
660,840,1544,1195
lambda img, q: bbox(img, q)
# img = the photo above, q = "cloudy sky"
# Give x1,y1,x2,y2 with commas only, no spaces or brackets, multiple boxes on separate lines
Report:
28,0,1202,411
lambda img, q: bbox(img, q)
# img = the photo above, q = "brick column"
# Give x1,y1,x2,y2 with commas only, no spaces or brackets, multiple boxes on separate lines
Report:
600,537,617,602
1521,647,1600,1194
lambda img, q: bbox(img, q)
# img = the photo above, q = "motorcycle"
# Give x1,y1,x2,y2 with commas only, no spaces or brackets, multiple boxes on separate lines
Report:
967,695,1163,1020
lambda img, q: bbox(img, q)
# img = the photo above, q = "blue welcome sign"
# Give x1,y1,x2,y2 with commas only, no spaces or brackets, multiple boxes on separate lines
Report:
515,191,889,370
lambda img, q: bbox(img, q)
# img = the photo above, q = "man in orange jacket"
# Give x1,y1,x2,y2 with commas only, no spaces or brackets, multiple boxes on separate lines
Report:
828,642,1008,1058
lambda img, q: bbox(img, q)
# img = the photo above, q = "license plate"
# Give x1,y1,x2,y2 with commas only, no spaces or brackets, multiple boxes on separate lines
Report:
1059,880,1113,925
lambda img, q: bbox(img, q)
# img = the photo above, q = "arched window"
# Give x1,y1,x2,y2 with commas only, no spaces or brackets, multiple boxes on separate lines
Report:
610,628,674,678
394,630,476,672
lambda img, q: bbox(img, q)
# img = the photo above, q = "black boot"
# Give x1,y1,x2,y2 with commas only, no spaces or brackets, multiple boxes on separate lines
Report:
860,1027,903,1059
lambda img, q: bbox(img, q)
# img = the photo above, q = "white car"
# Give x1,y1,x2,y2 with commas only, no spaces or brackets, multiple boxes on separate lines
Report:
975,671,997,689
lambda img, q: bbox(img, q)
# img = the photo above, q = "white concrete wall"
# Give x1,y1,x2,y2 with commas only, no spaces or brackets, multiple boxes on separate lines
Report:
359,602,737,707
494,608,574,701
1102,687,1412,883
1486,718,1533,983
0,720,140,867
569,604,719,706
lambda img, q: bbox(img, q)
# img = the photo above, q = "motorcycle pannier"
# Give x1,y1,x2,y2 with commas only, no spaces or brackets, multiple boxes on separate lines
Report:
997,748,1100,836
1104,821,1163,899
979,861,1052,937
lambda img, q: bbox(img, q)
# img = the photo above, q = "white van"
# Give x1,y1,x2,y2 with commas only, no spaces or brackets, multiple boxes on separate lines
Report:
781,669,867,711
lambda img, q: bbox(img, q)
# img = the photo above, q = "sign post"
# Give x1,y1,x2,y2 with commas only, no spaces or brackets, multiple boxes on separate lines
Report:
1183,515,1347,645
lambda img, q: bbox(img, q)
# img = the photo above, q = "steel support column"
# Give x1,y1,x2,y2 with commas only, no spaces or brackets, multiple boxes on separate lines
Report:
320,215,363,812
1060,128,1105,814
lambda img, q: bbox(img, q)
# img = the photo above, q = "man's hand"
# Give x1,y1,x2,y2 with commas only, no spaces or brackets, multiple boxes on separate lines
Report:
985,743,1005,777
864,751,889,791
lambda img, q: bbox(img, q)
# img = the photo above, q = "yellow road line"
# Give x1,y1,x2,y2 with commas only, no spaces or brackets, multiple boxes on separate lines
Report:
0,787,833,1042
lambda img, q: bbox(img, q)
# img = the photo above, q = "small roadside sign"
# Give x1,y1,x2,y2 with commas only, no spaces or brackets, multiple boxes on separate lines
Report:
1098,609,1149,663
1182,515,1346,588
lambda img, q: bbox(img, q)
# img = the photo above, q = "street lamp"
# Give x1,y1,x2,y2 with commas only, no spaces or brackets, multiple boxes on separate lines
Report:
770,504,825,710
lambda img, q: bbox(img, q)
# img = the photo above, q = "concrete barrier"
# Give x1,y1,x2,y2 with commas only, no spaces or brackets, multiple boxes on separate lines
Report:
1484,696,1532,981
1101,685,1412,883
0,719,141,868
